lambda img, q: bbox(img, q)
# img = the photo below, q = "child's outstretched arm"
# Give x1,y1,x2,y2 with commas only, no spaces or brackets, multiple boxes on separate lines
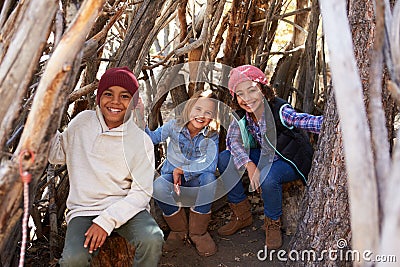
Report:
280,104,323,134
144,120,174,145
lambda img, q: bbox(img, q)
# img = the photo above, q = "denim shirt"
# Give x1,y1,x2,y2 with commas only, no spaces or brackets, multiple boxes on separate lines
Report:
145,120,219,181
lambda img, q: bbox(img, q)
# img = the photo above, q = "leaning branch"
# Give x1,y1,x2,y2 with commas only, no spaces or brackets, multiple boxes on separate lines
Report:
251,7,312,26
68,81,98,104
174,0,213,57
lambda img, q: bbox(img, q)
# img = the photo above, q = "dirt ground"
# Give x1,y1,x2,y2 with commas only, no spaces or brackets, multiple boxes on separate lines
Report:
158,196,289,267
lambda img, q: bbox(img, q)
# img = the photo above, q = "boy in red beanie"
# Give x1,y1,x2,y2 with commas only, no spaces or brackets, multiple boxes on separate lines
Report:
49,67,163,266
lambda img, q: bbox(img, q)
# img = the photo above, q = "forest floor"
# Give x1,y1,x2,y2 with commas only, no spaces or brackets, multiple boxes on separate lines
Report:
158,197,290,267
25,193,291,267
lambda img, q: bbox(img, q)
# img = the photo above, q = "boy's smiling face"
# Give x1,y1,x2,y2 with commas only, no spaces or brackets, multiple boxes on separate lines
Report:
99,86,133,129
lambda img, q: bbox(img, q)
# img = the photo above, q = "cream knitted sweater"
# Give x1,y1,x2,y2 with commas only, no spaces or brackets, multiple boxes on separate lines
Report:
48,107,155,235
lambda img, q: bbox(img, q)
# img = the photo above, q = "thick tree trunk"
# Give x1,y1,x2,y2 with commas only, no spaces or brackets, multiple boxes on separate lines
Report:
289,88,351,267
290,1,380,267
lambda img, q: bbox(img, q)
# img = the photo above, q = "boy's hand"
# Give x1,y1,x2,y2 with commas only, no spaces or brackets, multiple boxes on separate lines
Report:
84,223,107,253
246,161,261,193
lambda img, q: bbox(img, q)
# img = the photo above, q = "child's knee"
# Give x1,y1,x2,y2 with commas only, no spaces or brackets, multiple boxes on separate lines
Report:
199,172,216,185
217,150,231,170
261,175,279,191
138,228,164,250
59,250,91,267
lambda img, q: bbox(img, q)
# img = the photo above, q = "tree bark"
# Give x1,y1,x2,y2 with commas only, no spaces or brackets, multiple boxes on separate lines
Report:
290,1,380,267
0,0,105,265
0,0,58,149
91,233,135,267
111,0,165,76
289,87,351,267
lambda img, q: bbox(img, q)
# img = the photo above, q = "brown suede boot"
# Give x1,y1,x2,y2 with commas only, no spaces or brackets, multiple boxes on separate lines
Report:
217,199,252,236
188,209,217,257
163,208,188,252
264,217,282,249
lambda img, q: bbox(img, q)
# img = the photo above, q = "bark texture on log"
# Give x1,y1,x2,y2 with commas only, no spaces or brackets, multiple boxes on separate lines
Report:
91,234,135,267
281,179,305,236
289,88,351,267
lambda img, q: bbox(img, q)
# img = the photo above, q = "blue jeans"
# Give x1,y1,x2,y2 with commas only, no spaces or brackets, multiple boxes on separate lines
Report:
59,210,164,267
153,172,216,215
217,149,299,220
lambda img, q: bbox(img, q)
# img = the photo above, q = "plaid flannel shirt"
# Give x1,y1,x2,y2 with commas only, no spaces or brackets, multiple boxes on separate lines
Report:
227,104,323,169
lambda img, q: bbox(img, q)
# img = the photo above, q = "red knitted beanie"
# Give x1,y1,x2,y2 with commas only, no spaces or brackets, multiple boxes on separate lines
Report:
97,66,139,106
228,65,268,96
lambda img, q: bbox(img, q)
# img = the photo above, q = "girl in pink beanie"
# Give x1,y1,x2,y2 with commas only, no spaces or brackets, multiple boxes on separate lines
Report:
217,65,324,249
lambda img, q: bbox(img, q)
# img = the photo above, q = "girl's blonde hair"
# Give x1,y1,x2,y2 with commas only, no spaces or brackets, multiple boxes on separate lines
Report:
176,89,219,135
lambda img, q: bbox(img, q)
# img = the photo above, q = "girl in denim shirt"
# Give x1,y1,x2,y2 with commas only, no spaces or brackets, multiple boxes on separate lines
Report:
145,90,219,256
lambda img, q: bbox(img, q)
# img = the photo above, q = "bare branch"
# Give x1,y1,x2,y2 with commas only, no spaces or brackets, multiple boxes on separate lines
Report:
0,1,58,149
251,7,312,26
174,0,213,57
259,44,305,56
17,0,106,167
367,0,391,213
378,127,400,266
68,81,98,104
0,0,13,29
